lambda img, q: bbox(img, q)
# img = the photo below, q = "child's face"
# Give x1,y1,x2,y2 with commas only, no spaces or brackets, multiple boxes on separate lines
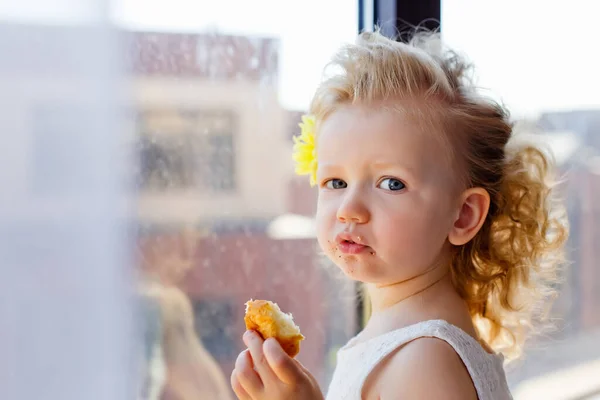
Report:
315,104,461,285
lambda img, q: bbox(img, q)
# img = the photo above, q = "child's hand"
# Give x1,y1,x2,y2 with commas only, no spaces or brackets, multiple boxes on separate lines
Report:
231,330,325,400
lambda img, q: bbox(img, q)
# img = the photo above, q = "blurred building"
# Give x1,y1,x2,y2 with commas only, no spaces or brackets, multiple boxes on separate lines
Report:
130,31,290,223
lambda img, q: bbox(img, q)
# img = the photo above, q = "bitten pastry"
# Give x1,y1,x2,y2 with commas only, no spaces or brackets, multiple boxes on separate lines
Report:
244,299,305,357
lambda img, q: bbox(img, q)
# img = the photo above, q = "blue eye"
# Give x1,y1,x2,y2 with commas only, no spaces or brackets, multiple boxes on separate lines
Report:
378,178,405,191
325,179,347,189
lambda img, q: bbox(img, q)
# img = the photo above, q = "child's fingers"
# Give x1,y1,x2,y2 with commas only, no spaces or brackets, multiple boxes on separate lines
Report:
243,330,278,382
263,337,306,385
230,370,251,400
234,349,263,395
293,358,312,376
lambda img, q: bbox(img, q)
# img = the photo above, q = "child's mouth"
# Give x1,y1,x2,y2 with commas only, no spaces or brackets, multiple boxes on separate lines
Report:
338,240,369,255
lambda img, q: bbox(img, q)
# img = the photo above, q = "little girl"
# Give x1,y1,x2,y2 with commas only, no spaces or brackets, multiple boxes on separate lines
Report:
230,30,567,400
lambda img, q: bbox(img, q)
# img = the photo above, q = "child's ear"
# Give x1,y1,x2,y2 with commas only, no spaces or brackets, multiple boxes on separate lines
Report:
448,188,490,246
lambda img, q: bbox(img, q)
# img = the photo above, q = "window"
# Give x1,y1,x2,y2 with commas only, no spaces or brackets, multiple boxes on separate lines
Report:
137,110,236,192
120,4,359,398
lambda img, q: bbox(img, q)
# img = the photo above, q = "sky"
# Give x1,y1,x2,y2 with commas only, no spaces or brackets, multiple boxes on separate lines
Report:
1,0,599,115
442,0,600,118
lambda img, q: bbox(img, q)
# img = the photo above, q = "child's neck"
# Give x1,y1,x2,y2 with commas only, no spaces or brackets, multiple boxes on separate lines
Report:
367,261,451,315
362,266,476,341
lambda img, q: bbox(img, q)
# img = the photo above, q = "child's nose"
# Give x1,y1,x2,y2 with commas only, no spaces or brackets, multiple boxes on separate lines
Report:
336,192,370,224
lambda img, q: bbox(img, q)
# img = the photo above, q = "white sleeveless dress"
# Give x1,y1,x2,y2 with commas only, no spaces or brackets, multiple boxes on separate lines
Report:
325,320,512,400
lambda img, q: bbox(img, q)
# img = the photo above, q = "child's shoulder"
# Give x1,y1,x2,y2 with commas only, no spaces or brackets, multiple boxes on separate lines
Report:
363,336,478,400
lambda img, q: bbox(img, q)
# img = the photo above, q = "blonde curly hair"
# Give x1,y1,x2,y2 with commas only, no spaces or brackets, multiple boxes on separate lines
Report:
309,30,568,360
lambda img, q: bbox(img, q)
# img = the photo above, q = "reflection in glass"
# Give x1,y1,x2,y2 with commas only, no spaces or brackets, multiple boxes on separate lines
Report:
129,24,357,398
136,228,233,400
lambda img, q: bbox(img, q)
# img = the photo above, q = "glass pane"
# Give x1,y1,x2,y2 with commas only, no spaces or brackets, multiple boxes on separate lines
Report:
443,1,600,399
0,1,133,399
111,1,358,398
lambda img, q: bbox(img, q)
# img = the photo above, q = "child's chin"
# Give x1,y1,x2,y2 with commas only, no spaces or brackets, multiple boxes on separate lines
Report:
336,259,375,281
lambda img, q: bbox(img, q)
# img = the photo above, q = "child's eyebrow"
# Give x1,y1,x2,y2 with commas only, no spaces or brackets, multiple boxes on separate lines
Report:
319,161,417,171
371,161,418,178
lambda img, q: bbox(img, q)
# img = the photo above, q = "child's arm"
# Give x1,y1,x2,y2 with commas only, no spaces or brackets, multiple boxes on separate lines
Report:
364,338,478,400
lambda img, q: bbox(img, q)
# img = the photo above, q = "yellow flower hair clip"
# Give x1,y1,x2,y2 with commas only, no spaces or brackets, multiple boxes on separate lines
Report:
292,114,318,186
